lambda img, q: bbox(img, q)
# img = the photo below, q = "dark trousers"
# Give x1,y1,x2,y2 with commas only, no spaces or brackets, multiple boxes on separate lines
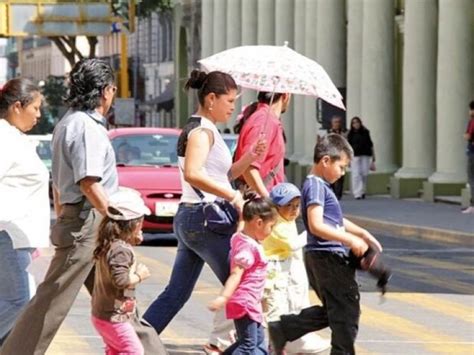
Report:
331,176,345,200
0,206,167,355
279,251,360,355
468,153,474,205
223,316,267,355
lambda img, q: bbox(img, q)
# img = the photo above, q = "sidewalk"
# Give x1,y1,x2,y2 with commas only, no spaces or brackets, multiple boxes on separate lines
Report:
340,195,474,246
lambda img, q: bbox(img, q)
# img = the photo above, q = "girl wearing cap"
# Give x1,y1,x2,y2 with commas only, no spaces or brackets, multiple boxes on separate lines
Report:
91,190,152,355
263,183,330,354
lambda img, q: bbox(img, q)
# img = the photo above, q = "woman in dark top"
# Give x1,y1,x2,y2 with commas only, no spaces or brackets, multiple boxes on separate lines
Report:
347,116,375,199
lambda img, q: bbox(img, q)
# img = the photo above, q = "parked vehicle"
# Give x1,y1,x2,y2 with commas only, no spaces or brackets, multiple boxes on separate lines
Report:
108,127,181,237
222,133,238,156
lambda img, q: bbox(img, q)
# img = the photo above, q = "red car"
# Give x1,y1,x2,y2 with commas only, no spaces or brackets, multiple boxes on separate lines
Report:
108,127,181,235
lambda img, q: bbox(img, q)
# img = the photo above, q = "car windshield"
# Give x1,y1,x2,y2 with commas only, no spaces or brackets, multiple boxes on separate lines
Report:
111,134,179,167
36,140,52,171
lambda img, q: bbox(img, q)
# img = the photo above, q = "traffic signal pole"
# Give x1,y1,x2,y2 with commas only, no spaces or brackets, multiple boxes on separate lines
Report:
120,32,129,98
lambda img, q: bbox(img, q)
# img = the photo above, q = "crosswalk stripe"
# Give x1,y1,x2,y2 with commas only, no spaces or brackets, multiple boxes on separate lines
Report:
139,249,374,354
45,245,473,354
141,248,474,355
395,268,473,294
387,293,474,324
360,305,473,354
47,308,96,354
393,255,474,276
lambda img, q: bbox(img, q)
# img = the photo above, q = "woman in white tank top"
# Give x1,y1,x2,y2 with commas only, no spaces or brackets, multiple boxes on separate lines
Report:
144,70,265,352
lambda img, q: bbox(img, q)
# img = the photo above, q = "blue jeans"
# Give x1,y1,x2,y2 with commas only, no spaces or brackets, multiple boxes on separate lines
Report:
0,231,33,344
223,316,267,355
143,203,232,332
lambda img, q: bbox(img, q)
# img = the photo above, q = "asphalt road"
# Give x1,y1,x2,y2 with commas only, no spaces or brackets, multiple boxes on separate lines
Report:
25,231,474,355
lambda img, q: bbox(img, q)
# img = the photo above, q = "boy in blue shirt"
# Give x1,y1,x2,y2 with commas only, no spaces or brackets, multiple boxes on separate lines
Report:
269,134,389,355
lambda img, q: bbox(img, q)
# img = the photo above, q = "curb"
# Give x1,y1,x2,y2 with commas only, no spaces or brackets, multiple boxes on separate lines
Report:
345,214,474,247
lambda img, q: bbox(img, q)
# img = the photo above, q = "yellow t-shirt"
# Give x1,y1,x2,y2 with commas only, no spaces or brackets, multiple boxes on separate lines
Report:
263,214,299,261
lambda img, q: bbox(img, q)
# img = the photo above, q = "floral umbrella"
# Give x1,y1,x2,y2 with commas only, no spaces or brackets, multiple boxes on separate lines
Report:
198,43,345,110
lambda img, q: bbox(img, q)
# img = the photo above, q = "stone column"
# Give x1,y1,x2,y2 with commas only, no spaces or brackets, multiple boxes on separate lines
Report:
212,0,227,54
226,0,241,49
360,0,397,174
301,0,318,167
241,0,257,46
226,0,242,129
346,0,363,119
315,0,346,88
275,0,295,156
201,0,214,58
288,0,306,186
240,0,258,117
301,0,345,165
392,0,437,197
257,0,275,45
428,0,474,184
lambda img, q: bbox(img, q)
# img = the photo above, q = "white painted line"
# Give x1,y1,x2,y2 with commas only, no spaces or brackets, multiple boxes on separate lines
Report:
384,248,473,253
358,340,474,344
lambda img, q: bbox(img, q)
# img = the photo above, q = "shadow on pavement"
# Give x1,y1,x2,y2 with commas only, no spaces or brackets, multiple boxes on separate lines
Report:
165,343,205,354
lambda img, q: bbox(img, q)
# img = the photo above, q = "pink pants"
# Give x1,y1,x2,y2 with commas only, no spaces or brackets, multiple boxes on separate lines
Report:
92,316,144,355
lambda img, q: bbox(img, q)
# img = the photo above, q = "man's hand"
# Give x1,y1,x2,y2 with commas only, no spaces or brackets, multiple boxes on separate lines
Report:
79,177,108,216
250,137,267,160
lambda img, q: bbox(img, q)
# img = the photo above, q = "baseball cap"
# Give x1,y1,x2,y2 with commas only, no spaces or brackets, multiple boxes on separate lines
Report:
270,183,301,206
106,188,151,221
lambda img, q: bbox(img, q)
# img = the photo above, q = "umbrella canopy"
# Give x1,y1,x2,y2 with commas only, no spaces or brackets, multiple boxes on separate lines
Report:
198,44,345,110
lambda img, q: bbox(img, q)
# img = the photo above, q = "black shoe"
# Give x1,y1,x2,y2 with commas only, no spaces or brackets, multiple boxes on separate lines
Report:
268,321,287,355
362,194,366,199
377,270,392,295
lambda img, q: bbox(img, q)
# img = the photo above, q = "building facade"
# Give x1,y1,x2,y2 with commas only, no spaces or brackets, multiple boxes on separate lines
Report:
96,10,176,127
177,0,473,202
5,36,90,83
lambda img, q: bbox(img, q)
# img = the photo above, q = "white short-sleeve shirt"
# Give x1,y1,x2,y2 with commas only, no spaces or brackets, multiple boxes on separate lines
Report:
0,119,50,249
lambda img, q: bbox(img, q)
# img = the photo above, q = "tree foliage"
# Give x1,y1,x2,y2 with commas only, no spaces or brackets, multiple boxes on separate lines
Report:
50,0,173,66
41,75,67,119
137,0,173,17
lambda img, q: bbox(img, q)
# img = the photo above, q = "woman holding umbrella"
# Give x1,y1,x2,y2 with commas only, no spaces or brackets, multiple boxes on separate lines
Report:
234,91,291,197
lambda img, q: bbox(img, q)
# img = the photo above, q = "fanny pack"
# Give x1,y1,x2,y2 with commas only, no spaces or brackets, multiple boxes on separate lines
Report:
192,186,239,236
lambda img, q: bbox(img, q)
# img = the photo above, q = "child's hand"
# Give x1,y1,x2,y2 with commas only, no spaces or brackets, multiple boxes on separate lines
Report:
135,263,150,282
349,236,369,257
132,231,144,246
361,230,383,252
208,296,227,312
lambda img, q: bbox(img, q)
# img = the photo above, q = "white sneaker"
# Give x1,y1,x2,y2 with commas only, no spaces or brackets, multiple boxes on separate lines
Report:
461,206,474,214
